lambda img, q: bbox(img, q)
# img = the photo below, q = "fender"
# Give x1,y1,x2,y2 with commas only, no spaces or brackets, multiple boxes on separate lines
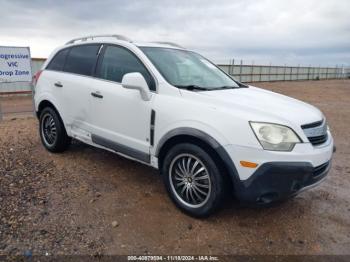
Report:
35,91,61,114
155,127,242,190
156,127,223,156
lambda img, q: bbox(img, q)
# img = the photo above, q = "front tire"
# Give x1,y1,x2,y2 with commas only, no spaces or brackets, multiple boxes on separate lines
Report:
161,143,225,217
39,107,71,153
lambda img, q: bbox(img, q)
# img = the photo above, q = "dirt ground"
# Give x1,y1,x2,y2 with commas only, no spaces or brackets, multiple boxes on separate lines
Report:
0,80,350,256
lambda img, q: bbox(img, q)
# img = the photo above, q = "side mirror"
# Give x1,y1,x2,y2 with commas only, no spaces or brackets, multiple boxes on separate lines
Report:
121,73,152,101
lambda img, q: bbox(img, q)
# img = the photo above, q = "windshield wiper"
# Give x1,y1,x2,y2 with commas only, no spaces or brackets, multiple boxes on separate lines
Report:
175,85,209,91
209,86,238,91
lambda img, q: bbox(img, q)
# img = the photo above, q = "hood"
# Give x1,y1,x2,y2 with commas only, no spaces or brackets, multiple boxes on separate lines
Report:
181,86,323,126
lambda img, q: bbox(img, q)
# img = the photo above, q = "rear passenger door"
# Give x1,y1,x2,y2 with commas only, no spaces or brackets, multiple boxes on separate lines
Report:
60,44,101,139
44,47,70,122
89,45,156,162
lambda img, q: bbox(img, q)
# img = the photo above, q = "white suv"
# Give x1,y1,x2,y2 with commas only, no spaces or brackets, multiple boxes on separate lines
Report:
33,35,334,217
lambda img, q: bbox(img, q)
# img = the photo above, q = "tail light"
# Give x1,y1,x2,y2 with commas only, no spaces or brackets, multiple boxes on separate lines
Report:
32,70,43,87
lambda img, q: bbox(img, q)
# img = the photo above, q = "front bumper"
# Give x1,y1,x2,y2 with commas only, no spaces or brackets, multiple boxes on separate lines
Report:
225,131,334,180
234,160,331,204
223,132,334,204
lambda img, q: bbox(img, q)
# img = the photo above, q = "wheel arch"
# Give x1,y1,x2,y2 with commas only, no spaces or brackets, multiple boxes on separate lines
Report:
36,99,70,136
156,128,241,193
36,100,60,119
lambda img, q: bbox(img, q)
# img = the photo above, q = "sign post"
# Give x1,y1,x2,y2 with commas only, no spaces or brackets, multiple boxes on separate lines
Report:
0,85,2,121
0,46,33,121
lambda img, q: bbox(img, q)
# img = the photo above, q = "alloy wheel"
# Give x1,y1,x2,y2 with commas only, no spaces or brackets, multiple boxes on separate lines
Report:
41,113,57,146
169,153,212,208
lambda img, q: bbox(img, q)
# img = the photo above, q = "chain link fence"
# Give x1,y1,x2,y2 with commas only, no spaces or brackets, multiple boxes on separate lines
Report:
217,60,350,82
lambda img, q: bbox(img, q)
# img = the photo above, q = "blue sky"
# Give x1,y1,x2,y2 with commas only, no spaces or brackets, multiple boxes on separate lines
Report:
0,0,349,66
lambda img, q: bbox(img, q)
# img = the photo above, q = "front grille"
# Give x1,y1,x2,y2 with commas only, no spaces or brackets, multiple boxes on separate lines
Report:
308,134,328,145
301,120,323,129
301,119,328,146
313,161,329,178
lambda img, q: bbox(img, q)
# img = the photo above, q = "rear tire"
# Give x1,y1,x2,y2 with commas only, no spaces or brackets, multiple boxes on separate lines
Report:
161,143,225,217
39,107,71,153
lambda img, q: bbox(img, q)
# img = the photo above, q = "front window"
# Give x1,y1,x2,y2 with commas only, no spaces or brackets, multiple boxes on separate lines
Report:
140,47,241,90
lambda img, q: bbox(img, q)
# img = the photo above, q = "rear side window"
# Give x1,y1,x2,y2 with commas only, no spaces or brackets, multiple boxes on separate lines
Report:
97,45,155,91
63,45,100,76
46,48,69,71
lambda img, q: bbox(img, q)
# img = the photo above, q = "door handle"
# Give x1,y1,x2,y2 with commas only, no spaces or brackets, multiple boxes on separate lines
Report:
54,82,63,88
91,91,103,99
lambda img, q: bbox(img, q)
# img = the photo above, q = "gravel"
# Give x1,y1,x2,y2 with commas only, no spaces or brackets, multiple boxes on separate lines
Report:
0,80,350,256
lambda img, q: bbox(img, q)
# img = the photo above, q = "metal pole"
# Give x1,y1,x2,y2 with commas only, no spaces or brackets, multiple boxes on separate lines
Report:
0,81,6,121
283,64,286,81
251,61,254,82
326,67,329,80
297,64,300,81
228,59,231,75
307,65,311,80
310,66,312,80
228,59,235,75
259,64,262,82
335,65,338,79
318,65,321,80
0,83,3,122
239,60,243,82
268,62,272,81
28,47,36,117
231,58,235,76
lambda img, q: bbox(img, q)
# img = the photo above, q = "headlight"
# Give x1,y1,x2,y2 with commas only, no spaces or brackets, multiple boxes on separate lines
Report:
250,122,301,151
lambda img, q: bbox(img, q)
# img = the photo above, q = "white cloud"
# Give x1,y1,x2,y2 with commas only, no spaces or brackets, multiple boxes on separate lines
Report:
0,0,349,66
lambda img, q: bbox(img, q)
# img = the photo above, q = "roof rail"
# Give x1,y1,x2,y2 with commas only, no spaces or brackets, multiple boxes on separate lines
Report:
152,41,185,49
65,34,132,45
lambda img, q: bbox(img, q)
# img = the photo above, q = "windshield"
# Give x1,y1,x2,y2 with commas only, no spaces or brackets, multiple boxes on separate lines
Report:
140,47,240,90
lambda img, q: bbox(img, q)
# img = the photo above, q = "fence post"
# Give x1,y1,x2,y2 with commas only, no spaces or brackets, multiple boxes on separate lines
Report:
231,58,235,75
326,67,329,80
289,66,293,81
228,58,232,75
251,61,254,82
335,64,338,79
239,60,243,82
297,64,300,81
310,66,312,80
259,64,262,82
268,62,272,81
318,65,321,79
307,65,311,80
283,64,286,81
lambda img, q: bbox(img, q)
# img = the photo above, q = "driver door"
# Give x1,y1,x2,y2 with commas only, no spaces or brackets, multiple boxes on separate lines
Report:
89,45,156,163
